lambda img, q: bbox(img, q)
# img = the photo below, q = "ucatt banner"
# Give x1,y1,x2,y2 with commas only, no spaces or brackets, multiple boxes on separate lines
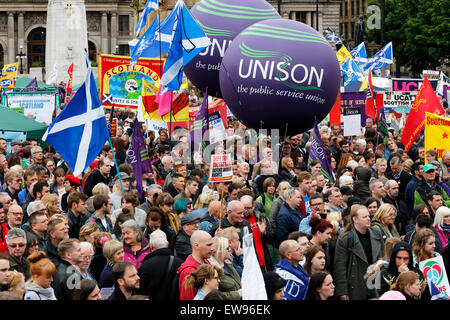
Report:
424,112,450,162
98,54,163,110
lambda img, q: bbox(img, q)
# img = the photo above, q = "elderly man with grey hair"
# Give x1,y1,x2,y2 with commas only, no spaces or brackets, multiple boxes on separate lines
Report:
30,146,43,165
78,241,95,281
353,138,366,155
209,200,251,244
6,228,30,280
137,229,183,300
21,200,46,232
386,156,412,201
6,205,23,230
138,184,163,214
275,187,303,248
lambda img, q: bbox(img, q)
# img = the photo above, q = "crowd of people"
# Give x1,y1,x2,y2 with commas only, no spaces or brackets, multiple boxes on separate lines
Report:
0,105,449,301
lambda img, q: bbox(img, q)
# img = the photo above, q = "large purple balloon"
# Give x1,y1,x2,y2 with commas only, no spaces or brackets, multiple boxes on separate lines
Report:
184,0,280,98
219,19,340,134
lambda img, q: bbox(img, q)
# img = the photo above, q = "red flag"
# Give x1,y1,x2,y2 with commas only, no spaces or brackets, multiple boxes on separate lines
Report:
365,70,376,121
67,63,74,94
330,93,341,130
401,77,445,152
376,93,384,121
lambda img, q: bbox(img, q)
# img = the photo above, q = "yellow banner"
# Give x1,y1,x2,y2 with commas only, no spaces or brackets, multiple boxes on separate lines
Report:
336,46,351,64
2,62,18,76
424,112,450,162
0,75,14,88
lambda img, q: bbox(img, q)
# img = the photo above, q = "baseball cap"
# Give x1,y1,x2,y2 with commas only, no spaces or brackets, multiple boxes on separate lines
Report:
423,164,436,173
180,211,202,226
10,140,22,146
114,172,132,181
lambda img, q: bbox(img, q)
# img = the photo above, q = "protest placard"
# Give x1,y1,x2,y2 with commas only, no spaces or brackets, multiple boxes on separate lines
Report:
419,256,450,298
209,154,233,183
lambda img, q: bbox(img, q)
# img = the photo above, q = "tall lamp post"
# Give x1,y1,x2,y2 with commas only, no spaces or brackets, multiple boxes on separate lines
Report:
115,45,119,55
277,0,281,15
16,45,26,74
316,0,319,31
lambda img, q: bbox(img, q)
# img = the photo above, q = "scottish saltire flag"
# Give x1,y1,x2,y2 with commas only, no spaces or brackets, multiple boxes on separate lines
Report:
190,87,209,154
351,42,368,66
160,0,211,91
308,118,334,183
341,58,364,86
428,280,447,300
42,55,109,177
130,1,185,68
324,25,339,42
135,0,159,37
364,42,393,71
126,119,153,199
25,77,37,91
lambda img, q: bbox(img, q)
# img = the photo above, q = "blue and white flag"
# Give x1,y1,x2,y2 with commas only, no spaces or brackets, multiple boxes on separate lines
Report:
135,0,159,37
129,2,181,68
160,0,211,91
350,42,368,66
341,58,364,86
364,42,393,71
42,55,109,177
428,279,447,300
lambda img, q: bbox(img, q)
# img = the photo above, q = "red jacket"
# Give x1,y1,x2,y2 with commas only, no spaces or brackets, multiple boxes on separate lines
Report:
0,223,9,254
177,254,210,300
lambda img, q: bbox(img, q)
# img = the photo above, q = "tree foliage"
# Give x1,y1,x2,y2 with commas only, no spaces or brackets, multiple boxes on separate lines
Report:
366,0,449,75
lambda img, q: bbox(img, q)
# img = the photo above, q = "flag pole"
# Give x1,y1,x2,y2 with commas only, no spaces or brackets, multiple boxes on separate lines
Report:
169,90,173,149
108,135,125,195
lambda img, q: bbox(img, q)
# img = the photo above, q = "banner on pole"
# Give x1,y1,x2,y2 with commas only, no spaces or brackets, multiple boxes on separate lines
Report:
424,112,450,162
392,78,438,92
98,54,163,110
6,93,56,124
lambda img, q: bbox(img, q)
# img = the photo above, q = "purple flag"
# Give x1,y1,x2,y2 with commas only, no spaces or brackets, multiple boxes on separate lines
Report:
26,77,38,91
190,88,209,155
126,119,153,198
307,118,335,183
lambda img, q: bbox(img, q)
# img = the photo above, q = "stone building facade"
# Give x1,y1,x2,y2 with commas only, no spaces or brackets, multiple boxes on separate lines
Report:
0,0,341,72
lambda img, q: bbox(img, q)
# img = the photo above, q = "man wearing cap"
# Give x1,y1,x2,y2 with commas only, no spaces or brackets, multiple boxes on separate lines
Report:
82,157,113,197
109,172,132,212
5,140,22,161
173,211,202,262
414,164,450,208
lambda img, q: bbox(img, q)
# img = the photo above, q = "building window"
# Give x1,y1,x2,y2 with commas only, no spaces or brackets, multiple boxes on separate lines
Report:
362,0,366,11
351,0,354,16
296,11,308,24
344,0,348,17
119,15,130,36
340,3,343,17
118,44,129,56
357,0,360,15
344,23,348,40
340,23,343,36
351,22,355,39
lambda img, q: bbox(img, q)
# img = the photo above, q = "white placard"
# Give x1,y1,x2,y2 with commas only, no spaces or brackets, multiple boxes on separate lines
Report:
7,93,56,125
419,256,450,298
209,153,233,183
209,111,227,145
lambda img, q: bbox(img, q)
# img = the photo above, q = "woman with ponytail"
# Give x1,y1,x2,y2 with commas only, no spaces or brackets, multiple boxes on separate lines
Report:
184,264,223,300
24,251,57,300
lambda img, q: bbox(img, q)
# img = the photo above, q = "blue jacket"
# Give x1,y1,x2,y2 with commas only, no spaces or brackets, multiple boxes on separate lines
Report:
275,258,309,300
276,202,303,247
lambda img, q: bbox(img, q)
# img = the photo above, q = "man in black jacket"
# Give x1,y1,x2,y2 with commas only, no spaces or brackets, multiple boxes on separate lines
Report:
52,238,83,300
66,192,89,239
173,211,202,261
108,261,140,300
138,229,183,300
82,157,113,197
383,180,410,235
386,156,412,202
43,217,68,268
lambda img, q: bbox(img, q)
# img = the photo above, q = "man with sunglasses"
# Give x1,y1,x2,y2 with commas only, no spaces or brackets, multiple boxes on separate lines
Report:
6,228,30,280
6,205,23,230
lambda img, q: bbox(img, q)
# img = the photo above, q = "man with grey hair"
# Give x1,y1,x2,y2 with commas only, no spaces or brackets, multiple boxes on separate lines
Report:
370,179,386,203
353,138,366,155
21,200,47,232
30,146,43,165
276,188,302,248
6,205,23,230
383,180,409,235
6,228,30,279
209,200,251,244
441,150,450,184
138,184,163,214
137,229,183,300
386,156,412,201
325,187,345,214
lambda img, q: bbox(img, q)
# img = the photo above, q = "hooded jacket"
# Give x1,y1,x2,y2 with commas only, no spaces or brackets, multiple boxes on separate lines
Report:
24,282,57,300
354,167,372,202
379,241,430,300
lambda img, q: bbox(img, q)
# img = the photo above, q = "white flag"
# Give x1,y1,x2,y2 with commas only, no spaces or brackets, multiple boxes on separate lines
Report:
46,63,58,85
241,227,268,300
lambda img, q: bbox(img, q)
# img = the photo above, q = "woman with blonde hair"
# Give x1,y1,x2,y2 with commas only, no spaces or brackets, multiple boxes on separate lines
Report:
99,239,124,289
326,212,342,242
371,204,400,240
208,236,242,300
389,271,421,301
7,270,26,300
41,193,61,217
374,158,387,179
86,182,110,215
412,228,440,268
24,251,57,300
184,264,223,300
79,222,100,245
90,232,113,282
433,206,450,249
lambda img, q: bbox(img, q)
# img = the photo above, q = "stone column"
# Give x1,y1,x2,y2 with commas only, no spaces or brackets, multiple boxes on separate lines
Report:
319,12,323,34
111,12,118,55
306,11,312,27
129,12,134,37
7,12,15,64
289,11,295,20
18,12,24,50
101,11,108,54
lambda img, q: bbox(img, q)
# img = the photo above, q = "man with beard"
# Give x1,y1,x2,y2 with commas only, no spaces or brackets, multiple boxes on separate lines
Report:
108,261,140,300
